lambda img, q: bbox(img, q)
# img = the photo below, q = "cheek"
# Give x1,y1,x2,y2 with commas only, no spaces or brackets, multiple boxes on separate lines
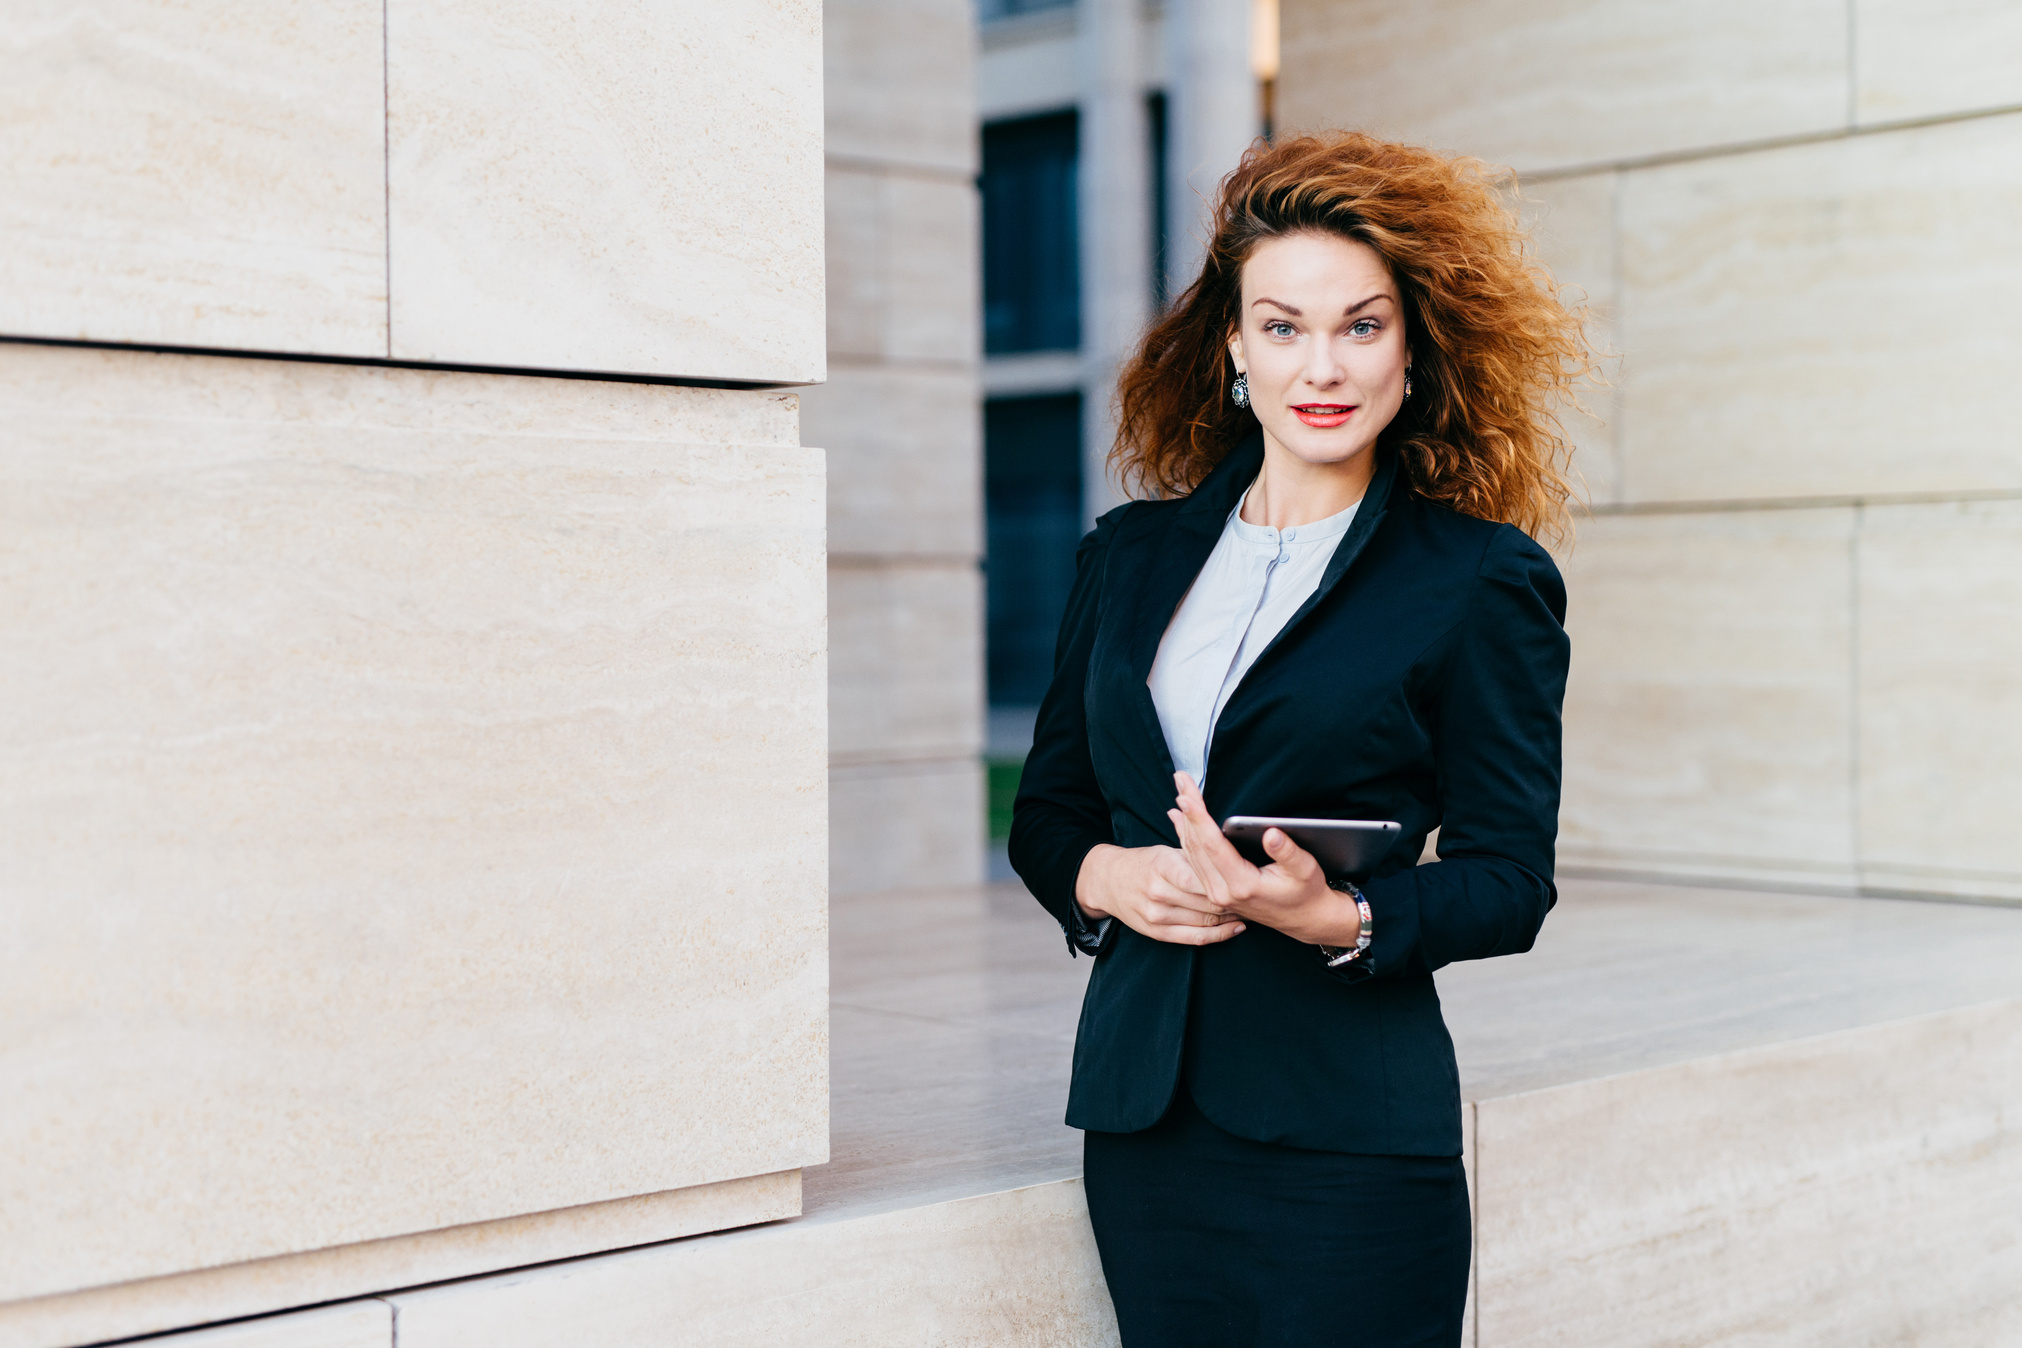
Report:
1249,343,1304,388
1354,340,1410,388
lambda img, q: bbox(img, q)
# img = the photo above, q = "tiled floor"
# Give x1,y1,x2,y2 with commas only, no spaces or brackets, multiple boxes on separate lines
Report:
808,883,1090,1221
804,876,2022,1223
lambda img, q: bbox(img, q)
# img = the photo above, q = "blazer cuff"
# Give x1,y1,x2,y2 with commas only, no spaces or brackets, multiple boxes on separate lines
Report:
1064,903,1116,958
1025,831,1113,955
1323,872,1422,983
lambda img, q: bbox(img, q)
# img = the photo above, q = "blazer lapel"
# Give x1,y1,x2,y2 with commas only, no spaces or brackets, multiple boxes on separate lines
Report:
1123,433,1265,681
1118,433,1265,772
1235,448,1400,678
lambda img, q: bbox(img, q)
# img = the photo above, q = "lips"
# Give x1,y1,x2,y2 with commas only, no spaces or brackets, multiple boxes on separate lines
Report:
1292,403,1356,428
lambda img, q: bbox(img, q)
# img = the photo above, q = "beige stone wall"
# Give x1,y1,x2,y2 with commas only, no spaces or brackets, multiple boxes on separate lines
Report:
809,0,986,893
1,0,823,381
1279,0,2022,901
0,2,828,1343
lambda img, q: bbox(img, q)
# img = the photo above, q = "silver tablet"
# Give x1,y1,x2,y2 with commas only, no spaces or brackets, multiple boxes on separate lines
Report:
1219,816,1403,879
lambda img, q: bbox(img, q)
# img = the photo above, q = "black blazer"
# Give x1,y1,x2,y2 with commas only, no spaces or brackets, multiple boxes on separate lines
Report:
1010,434,1569,1156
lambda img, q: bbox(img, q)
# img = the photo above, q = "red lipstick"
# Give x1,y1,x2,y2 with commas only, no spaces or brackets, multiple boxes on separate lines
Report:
1292,403,1355,428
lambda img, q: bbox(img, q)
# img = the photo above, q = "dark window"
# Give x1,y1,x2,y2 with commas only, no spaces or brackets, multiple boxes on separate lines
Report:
977,0,1073,20
982,113,1080,354
1147,91,1169,309
985,394,1085,708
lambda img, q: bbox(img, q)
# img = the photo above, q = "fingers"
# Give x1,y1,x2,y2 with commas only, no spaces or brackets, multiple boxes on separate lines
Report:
1141,901,1230,927
1137,866,1230,925
1261,827,1321,881
1142,918,1245,945
1167,808,1226,908
1168,794,1258,902
1149,845,1210,896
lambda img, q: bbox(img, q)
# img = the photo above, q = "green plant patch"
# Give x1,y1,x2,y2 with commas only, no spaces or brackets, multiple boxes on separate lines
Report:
987,756,1025,841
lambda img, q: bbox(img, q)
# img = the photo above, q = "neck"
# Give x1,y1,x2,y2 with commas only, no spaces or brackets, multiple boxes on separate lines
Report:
1239,433,1377,529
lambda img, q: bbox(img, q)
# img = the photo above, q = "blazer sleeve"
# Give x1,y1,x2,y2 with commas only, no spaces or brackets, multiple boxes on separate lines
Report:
1340,525,1570,982
1009,504,1131,957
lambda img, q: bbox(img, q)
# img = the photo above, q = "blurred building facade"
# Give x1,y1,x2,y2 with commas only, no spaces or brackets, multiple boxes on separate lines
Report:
1279,0,2022,904
977,0,1272,767
811,0,988,893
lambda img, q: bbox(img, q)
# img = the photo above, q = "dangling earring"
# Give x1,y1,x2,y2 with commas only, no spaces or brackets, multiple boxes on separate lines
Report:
1231,372,1250,408
1403,368,1414,401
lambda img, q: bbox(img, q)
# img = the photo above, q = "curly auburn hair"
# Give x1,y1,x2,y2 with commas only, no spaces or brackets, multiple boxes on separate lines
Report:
1113,131,1594,544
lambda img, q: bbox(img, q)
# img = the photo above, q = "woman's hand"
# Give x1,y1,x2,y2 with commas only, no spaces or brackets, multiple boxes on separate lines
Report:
1075,841,1247,945
1167,773,1364,948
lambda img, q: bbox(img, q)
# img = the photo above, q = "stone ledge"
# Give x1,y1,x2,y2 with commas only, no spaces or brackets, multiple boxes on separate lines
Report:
0,1173,799,1348
68,878,2022,1347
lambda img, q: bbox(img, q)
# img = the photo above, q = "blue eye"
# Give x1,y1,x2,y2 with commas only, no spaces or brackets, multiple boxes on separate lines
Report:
1265,321,1295,338
1350,319,1379,337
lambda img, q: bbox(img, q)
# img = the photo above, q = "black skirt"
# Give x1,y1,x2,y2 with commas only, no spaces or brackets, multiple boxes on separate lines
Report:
1082,1084,1470,1347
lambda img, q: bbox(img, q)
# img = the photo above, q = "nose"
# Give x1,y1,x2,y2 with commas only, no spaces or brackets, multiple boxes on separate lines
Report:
1301,335,1346,390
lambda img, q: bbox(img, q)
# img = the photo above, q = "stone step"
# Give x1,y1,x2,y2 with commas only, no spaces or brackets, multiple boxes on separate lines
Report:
120,879,2022,1347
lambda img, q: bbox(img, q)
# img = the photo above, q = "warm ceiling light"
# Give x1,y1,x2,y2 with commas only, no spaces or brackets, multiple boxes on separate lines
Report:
1251,0,1280,82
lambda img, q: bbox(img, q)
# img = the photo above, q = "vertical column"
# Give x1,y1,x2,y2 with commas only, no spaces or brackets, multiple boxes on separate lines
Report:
809,0,986,893
1077,0,1151,525
1163,0,1261,293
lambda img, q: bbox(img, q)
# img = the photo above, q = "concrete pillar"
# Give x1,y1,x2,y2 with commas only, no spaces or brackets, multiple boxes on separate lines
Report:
808,0,985,893
1076,0,1151,524
1164,0,1262,293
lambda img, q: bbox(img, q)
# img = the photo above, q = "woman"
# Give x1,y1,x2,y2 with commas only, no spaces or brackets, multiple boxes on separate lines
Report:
1008,132,1590,1346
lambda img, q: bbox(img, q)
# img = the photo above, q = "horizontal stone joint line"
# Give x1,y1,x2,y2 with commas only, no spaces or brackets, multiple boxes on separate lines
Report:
824,353,976,373
827,999,1071,1042
828,748,983,769
1582,486,2022,517
823,153,978,184
0,336,814,392
1557,865,2022,910
827,553,982,569
1521,100,2022,182
1473,992,2022,1105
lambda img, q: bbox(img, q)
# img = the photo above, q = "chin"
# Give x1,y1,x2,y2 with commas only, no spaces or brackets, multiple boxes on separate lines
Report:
1272,426,1376,468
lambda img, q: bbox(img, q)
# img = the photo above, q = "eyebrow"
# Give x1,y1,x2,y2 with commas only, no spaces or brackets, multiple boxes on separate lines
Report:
1251,293,1392,318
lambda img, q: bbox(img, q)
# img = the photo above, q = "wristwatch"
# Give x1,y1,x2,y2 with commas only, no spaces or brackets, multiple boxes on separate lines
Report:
1318,877,1373,968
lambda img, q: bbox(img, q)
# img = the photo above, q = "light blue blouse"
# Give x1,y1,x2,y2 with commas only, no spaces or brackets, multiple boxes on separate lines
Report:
1147,484,1362,789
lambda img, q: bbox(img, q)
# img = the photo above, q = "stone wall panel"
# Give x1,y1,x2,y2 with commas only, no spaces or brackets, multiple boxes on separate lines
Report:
1519,173,1620,506
804,365,981,559
821,170,980,369
0,0,387,355
820,0,983,894
1474,1000,2022,1346
1277,0,1846,174
829,564,984,764
1616,114,2022,504
825,0,977,173
389,1181,1115,1348
1856,500,2022,900
1558,509,1856,888
1854,0,2022,126
0,346,826,1303
129,1303,391,1348
830,760,986,894
385,0,824,381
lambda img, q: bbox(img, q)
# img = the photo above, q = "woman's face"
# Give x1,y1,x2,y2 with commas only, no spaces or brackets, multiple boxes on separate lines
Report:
1227,231,1410,473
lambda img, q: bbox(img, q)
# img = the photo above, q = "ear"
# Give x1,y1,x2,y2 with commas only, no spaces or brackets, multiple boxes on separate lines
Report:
1227,329,1246,376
